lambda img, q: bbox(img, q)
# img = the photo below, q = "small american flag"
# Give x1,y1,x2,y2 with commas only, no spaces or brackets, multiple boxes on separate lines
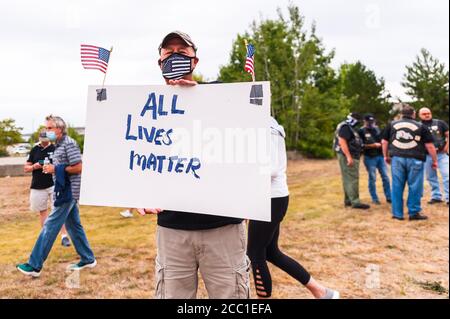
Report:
245,43,255,79
80,44,110,74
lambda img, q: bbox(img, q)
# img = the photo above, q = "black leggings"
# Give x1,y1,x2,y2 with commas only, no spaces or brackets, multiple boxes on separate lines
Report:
247,196,311,297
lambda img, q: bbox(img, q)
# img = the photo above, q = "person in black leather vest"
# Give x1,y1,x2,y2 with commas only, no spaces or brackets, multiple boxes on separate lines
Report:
382,105,438,221
334,113,370,210
419,107,449,206
359,114,392,205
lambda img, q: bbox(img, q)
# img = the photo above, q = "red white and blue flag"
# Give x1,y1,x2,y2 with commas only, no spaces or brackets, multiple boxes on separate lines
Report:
80,44,110,74
245,43,255,79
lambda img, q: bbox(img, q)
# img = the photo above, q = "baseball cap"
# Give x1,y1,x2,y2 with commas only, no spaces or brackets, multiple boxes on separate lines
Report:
364,113,375,122
158,31,197,53
39,130,49,141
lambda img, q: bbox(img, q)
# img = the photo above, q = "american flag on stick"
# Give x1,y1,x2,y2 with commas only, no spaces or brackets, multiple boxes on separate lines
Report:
244,42,255,81
80,44,111,74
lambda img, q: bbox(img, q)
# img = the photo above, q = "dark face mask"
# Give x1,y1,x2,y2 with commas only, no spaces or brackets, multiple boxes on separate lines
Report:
160,53,195,80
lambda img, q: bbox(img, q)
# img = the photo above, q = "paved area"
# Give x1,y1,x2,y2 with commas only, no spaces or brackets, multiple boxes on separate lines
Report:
0,157,27,165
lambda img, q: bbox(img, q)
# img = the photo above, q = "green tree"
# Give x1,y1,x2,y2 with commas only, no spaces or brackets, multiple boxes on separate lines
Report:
193,73,206,83
67,127,85,153
219,4,349,158
0,119,23,157
402,49,449,119
339,61,391,125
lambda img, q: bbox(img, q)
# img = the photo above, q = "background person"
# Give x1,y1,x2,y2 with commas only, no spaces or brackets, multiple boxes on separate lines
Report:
247,117,339,299
382,105,438,221
24,130,71,247
17,115,96,277
419,107,449,206
358,114,392,205
334,113,371,210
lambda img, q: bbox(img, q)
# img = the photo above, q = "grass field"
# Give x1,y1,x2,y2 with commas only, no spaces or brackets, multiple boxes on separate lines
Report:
0,159,448,299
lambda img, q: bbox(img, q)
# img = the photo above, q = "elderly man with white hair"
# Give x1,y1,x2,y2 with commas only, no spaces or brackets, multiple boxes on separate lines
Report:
17,115,96,278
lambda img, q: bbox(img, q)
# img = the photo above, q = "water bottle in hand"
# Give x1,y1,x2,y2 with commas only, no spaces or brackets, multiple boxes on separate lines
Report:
43,157,50,174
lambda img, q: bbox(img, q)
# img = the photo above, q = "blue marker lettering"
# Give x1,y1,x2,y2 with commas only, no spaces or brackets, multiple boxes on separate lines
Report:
143,126,156,143
163,129,174,146
171,95,185,115
175,158,187,173
146,153,157,171
168,156,178,172
125,115,137,141
140,92,158,119
158,94,168,117
157,155,166,173
129,150,147,170
186,158,201,179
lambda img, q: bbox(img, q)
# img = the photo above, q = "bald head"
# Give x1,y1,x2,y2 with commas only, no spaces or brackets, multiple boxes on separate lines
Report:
419,108,433,121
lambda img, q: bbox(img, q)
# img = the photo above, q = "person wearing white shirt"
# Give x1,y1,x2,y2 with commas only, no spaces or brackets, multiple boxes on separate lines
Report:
246,117,340,299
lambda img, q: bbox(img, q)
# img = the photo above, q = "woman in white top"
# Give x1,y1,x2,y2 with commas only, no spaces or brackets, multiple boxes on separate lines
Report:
246,117,339,299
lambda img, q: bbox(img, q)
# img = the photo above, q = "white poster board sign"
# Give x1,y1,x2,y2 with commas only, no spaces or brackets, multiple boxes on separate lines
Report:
80,82,271,221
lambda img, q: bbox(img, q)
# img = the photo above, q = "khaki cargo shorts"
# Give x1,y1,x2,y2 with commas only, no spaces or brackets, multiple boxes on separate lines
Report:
155,222,250,299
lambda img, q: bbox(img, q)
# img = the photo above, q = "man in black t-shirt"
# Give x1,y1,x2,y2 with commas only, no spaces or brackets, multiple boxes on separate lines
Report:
382,105,438,221
419,107,449,205
333,113,370,210
359,114,392,205
24,130,71,247
137,31,249,299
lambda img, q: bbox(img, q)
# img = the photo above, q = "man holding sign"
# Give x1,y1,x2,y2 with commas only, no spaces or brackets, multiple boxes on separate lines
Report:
139,31,250,299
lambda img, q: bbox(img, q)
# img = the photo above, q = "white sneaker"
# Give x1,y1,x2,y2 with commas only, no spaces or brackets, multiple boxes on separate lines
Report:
320,288,340,299
330,290,340,299
120,210,133,218
67,259,97,271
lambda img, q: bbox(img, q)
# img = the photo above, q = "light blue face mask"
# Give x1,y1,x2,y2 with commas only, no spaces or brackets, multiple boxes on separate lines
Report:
46,131,57,142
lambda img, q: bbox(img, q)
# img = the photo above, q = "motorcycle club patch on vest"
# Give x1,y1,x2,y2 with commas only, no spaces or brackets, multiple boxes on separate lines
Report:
389,119,427,161
392,122,422,149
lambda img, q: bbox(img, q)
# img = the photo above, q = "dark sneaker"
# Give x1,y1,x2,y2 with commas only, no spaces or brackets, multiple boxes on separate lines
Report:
67,259,97,271
61,237,71,247
409,213,429,221
372,200,381,205
17,263,41,278
352,203,371,210
428,199,443,205
392,216,404,221
386,199,392,204
345,202,352,207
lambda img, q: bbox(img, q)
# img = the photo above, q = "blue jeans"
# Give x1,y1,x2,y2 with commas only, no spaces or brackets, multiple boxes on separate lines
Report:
29,199,95,271
391,157,425,218
364,155,392,202
425,153,449,202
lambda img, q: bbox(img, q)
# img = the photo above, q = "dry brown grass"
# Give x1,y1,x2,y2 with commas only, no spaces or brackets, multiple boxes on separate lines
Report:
0,159,448,299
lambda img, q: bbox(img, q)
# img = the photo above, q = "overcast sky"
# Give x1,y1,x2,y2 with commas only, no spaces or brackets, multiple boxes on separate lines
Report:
0,0,448,133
